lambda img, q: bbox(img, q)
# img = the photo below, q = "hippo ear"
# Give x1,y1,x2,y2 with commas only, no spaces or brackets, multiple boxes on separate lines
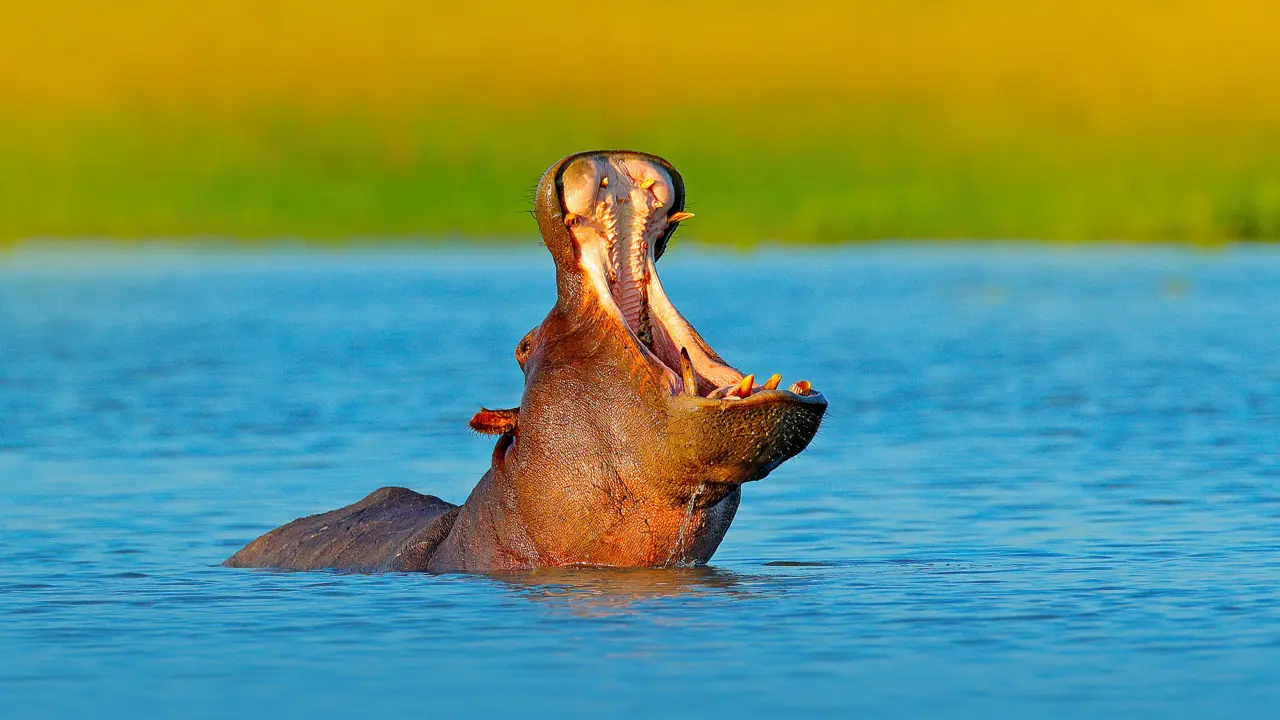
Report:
469,407,519,435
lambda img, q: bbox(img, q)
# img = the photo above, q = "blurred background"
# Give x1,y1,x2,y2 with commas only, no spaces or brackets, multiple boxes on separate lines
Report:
4,0,1278,245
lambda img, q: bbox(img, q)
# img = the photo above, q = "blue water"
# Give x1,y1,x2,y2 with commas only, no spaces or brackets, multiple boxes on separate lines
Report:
2,245,1279,718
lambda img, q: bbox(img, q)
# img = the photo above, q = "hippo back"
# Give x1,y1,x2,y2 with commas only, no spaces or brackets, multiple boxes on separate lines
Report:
223,487,460,572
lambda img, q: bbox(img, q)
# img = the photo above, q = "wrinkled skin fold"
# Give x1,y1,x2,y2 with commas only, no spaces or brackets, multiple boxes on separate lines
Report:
224,151,827,573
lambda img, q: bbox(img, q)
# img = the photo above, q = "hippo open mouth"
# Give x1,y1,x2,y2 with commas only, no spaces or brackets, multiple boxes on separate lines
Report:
555,152,824,408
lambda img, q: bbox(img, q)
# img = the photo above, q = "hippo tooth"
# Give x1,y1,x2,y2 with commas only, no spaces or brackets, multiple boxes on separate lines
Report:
600,176,609,187
564,212,579,228
640,178,655,189
667,211,695,224
764,373,782,391
789,380,812,395
731,374,755,398
708,385,730,399
679,347,698,396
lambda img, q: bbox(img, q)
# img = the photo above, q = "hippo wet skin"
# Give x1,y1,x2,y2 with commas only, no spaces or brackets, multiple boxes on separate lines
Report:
224,151,827,573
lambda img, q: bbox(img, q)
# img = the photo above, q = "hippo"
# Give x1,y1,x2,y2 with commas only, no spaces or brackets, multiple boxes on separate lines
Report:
224,150,827,573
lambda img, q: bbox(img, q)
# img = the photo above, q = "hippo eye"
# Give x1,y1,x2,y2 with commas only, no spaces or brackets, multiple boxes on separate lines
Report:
515,328,536,369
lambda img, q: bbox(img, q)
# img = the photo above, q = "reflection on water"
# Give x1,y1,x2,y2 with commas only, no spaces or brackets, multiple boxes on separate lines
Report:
2,245,1280,718
495,567,756,611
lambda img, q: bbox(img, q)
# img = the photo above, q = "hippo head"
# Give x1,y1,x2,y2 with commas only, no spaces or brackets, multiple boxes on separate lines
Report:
470,151,825,567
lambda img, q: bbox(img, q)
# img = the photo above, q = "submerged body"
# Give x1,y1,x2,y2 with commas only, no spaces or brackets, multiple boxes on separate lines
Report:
225,151,826,573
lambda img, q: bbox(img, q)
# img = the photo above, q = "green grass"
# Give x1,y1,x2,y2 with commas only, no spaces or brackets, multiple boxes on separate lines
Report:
4,107,1279,245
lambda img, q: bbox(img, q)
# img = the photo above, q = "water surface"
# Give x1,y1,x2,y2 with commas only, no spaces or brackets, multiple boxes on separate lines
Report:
3,245,1279,718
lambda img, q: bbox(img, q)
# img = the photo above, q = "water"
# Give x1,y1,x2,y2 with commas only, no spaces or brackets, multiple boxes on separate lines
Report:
2,245,1279,718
